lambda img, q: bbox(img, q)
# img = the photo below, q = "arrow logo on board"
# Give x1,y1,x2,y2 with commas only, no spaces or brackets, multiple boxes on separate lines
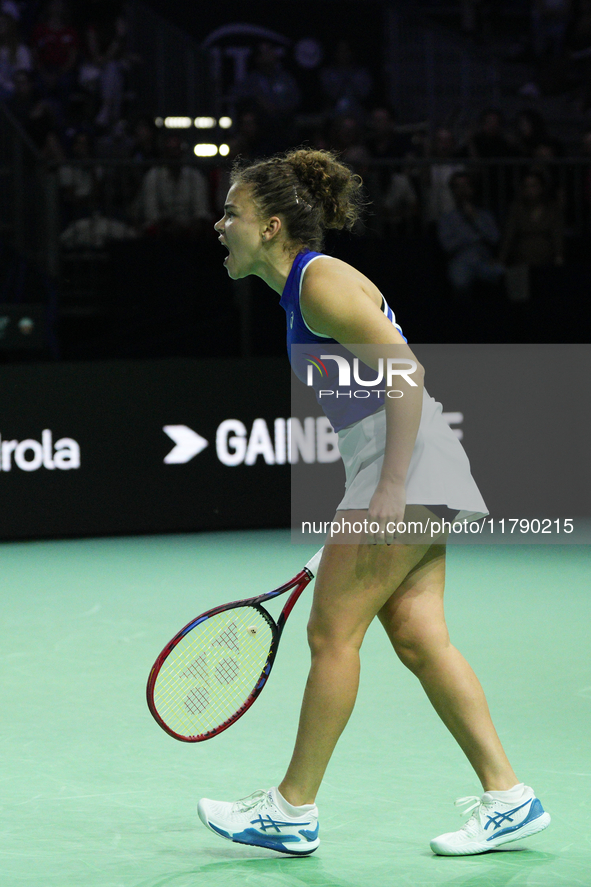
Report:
163,425,209,464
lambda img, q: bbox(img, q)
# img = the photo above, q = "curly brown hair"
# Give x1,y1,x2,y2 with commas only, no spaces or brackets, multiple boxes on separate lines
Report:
230,147,366,252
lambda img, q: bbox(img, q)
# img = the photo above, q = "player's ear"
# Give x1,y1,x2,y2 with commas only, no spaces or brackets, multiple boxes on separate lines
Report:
262,216,282,242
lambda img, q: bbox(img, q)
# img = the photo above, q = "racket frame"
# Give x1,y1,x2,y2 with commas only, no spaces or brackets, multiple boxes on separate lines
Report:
146,566,314,743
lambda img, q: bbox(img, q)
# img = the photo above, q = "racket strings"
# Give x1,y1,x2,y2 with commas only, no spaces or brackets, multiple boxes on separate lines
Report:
152,605,275,738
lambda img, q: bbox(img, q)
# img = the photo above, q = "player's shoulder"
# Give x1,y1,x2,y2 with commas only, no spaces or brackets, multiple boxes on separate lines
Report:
304,253,352,278
300,253,383,317
302,254,370,294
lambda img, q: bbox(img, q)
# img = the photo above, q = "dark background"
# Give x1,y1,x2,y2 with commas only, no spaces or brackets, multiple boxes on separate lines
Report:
0,357,291,539
2,0,591,539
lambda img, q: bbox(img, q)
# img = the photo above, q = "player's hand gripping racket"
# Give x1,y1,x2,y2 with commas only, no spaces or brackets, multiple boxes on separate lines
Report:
147,548,323,742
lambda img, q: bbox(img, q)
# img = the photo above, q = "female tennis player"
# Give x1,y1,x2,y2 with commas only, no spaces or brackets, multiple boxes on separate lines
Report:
199,148,550,856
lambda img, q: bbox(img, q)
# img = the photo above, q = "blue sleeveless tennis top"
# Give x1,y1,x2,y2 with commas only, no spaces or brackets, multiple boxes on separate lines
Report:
279,249,407,432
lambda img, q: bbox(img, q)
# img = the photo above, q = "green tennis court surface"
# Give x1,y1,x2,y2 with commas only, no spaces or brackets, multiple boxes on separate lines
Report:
2,530,590,887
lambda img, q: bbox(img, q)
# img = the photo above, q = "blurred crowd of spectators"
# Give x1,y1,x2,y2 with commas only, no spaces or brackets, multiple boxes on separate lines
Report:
215,95,590,301
3,3,591,305
1,1,138,135
455,1,591,108
0,0,205,245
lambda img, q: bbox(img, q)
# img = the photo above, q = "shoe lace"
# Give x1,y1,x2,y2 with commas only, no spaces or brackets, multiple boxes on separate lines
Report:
232,790,268,814
453,795,484,838
455,795,482,817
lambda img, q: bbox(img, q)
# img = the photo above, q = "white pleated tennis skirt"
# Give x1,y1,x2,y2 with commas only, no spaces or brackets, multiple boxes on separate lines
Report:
336,390,488,523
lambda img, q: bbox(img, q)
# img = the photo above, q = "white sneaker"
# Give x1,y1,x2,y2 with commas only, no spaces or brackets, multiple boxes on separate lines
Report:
198,787,320,855
430,784,550,856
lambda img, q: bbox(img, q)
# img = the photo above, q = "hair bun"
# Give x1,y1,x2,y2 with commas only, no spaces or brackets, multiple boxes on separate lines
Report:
285,148,363,231
230,146,366,251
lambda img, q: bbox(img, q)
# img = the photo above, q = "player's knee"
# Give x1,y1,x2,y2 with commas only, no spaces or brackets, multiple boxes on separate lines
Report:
306,617,363,657
393,636,425,673
392,630,445,674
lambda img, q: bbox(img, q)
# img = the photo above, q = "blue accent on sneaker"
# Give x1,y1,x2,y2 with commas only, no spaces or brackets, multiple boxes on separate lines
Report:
209,820,313,853
491,799,546,841
209,823,231,839
485,798,545,841
250,814,309,832
299,823,319,841
484,798,532,833
231,827,301,850
527,798,545,822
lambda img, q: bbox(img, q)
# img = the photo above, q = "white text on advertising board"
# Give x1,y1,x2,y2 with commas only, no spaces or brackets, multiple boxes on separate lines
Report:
163,416,464,467
0,430,80,472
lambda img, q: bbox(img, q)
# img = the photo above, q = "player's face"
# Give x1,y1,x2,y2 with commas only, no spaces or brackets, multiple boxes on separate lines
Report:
214,184,263,279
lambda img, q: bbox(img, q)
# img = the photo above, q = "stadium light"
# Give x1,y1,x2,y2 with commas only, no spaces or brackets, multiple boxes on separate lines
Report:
155,117,164,127
219,144,230,156
164,117,192,128
194,117,216,129
218,117,232,129
194,144,218,157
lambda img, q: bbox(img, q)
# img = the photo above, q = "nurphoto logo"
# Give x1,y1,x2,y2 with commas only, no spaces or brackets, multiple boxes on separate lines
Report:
305,354,418,387
305,351,419,399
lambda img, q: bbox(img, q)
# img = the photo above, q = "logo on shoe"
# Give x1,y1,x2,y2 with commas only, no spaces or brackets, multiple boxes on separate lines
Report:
298,823,319,841
485,798,532,832
251,814,310,832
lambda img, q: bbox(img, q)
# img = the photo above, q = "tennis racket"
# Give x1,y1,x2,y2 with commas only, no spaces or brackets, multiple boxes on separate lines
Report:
146,547,323,743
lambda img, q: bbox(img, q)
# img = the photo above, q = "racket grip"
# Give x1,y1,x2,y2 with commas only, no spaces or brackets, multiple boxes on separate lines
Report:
304,547,324,578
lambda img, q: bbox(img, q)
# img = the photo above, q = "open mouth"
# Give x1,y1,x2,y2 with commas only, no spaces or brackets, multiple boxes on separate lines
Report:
219,238,230,263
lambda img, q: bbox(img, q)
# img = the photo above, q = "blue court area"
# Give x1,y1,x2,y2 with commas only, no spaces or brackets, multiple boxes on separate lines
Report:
2,530,591,887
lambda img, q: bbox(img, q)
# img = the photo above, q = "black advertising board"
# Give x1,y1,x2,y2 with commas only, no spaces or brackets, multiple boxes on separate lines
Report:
1,346,590,541
0,358,291,540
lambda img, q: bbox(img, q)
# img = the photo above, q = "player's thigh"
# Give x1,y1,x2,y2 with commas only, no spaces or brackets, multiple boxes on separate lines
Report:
310,527,431,647
329,505,449,545
378,543,448,651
